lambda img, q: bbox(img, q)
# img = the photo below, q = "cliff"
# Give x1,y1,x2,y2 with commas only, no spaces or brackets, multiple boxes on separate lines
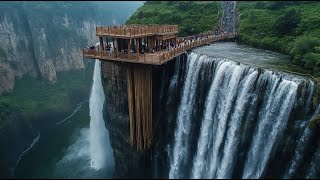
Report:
0,2,143,94
101,61,152,178
100,54,188,178
0,2,143,178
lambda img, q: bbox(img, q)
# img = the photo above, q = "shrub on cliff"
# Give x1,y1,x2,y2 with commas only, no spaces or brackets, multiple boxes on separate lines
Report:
238,1,320,77
275,9,301,36
309,114,320,129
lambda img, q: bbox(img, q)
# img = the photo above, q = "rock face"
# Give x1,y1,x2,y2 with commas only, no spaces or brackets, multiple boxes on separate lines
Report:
0,63,14,94
0,1,143,93
0,2,107,93
101,61,152,178
100,54,188,178
0,1,145,178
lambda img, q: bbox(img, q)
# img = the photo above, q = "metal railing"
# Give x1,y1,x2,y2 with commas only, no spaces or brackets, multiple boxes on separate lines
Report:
83,33,233,64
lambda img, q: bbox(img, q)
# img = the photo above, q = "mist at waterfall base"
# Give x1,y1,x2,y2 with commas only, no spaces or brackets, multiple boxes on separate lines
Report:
14,60,114,178
55,60,114,177
158,42,319,179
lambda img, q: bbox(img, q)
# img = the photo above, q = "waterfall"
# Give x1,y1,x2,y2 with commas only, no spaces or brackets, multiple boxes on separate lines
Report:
283,104,318,178
242,76,298,179
306,145,320,179
89,60,114,170
167,52,319,179
169,53,205,179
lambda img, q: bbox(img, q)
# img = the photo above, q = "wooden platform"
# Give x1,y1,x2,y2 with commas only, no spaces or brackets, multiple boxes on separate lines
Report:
83,34,234,65
83,24,235,151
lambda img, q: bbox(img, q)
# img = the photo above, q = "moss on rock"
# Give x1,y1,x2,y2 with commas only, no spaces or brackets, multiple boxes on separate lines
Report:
309,114,320,129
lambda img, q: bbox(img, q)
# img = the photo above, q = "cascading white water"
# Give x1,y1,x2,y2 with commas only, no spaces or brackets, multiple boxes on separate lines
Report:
89,60,114,170
284,127,312,179
306,145,320,179
242,77,298,179
169,53,205,179
53,61,115,177
216,68,258,179
168,52,318,179
305,105,320,179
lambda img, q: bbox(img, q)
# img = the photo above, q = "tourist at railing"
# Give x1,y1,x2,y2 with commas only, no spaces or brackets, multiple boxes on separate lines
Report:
109,46,113,57
85,31,233,62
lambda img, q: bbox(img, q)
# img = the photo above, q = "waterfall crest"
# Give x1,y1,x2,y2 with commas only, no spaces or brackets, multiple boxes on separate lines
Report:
167,52,319,179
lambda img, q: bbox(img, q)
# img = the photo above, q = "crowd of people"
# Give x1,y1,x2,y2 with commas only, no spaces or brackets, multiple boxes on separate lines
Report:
86,31,229,57
87,15,235,57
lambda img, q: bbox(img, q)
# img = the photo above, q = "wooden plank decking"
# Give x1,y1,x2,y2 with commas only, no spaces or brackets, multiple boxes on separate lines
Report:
83,34,234,65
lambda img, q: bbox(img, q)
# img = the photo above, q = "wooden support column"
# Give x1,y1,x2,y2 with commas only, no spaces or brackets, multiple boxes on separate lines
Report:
99,37,104,50
146,37,148,51
115,38,118,58
117,38,120,57
153,37,155,51
137,38,140,61
99,37,103,57
112,38,115,51
127,65,153,151
127,65,135,146
128,39,131,60
175,37,177,46
155,39,158,51
121,38,123,52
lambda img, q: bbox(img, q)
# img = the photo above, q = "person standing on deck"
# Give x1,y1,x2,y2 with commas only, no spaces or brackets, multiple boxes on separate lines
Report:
109,46,113,57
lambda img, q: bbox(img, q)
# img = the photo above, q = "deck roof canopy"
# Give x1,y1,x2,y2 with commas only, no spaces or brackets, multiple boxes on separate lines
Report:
96,24,179,38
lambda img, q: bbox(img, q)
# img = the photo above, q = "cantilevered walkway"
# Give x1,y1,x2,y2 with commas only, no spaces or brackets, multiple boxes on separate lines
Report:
83,25,235,65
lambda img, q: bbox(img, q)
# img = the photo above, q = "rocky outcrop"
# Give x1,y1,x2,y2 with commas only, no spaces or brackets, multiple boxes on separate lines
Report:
0,63,14,94
0,2,99,93
100,54,188,178
101,61,152,178
0,1,144,94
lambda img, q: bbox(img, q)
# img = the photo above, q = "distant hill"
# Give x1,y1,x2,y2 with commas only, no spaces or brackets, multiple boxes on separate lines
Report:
126,1,222,37
237,1,320,77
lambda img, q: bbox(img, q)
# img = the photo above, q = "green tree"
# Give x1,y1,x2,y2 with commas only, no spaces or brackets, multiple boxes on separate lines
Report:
275,9,301,36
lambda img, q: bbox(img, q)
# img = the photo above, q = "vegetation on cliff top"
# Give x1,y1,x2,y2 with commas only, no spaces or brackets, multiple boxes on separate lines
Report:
237,1,320,77
126,1,221,37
